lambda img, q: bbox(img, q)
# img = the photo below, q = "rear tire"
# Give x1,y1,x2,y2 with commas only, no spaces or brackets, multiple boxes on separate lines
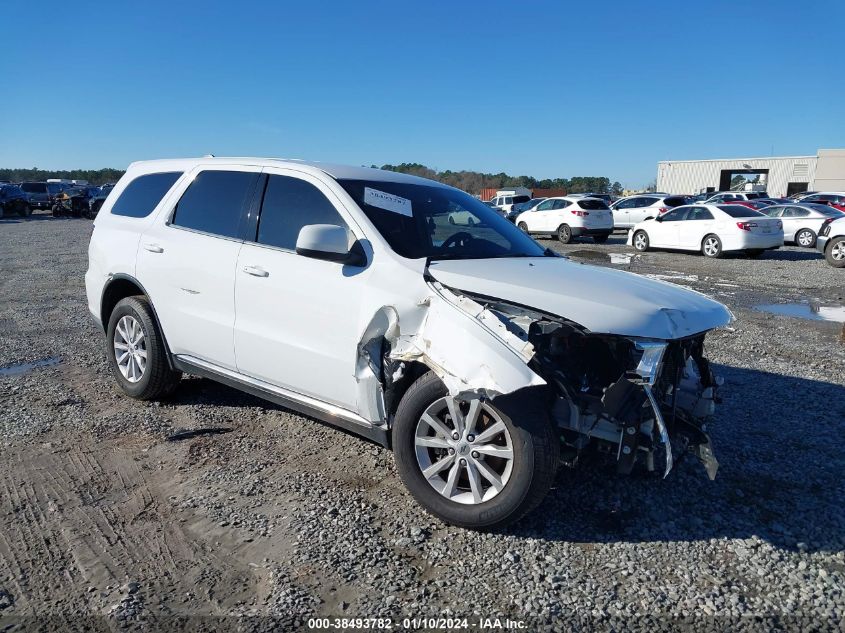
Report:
702,234,723,258
557,224,572,243
517,221,528,232
795,228,816,248
106,296,181,400
19,204,32,217
633,230,649,252
392,372,558,529
825,237,845,268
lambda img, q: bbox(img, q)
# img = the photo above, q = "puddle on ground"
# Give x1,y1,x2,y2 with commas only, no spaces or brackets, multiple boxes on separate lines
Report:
0,357,61,377
568,250,635,265
754,302,845,323
644,272,700,283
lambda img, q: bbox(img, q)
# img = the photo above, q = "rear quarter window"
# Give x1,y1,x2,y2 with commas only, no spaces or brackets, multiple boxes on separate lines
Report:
664,196,690,207
111,172,183,218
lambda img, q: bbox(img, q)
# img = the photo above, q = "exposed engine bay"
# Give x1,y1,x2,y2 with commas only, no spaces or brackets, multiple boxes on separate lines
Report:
471,295,722,480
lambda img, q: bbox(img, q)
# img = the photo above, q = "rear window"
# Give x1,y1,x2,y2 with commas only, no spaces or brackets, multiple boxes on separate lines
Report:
663,196,690,207
577,199,610,210
808,204,843,216
718,205,765,218
513,195,530,204
111,172,183,218
21,182,47,193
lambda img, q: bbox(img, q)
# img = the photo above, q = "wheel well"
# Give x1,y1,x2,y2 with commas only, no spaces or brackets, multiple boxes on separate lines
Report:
385,360,429,422
100,278,145,330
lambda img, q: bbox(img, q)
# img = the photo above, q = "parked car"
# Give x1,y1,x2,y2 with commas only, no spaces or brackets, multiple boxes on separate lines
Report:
52,186,102,218
797,192,845,213
816,216,845,267
20,181,69,210
516,196,613,243
571,192,614,204
507,197,546,223
610,194,692,229
488,193,531,216
0,184,32,217
629,204,783,258
760,204,843,247
788,191,817,201
703,191,769,203
85,157,731,528
728,200,773,211
89,184,114,217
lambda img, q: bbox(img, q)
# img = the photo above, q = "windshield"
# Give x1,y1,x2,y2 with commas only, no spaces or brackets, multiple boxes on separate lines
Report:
21,182,47,193
337,179,547,260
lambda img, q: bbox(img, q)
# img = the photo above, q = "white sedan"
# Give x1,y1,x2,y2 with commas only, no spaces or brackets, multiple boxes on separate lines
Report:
628,204,783,258
760,203,843,247
516,196,613,243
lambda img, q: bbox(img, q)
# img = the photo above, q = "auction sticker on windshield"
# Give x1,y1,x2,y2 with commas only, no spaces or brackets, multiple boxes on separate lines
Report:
364,187,413,216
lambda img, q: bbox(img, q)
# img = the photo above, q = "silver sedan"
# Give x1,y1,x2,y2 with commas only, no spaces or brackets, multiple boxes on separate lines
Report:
761,203,844,248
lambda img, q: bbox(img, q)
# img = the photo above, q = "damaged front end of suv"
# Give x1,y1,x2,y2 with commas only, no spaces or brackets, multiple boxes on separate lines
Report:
474,295,723,480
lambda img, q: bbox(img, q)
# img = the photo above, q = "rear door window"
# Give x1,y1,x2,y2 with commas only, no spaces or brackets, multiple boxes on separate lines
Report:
256,174,348,250
686,207,713,220
171,170,257,237
111,172,183,218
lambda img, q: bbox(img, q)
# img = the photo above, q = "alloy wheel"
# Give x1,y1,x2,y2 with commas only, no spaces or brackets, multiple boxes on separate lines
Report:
832,240,845,261
113,315,147,383
703,237,720,256
634,233,647,250
414,397,514,505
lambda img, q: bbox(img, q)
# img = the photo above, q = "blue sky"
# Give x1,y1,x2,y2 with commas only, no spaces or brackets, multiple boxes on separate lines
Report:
2,0,844,187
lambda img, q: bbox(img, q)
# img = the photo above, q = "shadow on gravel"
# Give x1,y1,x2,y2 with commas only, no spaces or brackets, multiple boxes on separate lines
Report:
507,364,845,553
165,368,845,553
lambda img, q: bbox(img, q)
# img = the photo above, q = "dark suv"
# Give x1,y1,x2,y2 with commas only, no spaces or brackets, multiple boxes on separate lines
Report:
0,185,32,217
20,182,69,210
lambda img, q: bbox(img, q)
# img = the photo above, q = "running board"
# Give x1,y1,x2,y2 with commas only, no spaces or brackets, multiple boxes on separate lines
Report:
172,355,389,447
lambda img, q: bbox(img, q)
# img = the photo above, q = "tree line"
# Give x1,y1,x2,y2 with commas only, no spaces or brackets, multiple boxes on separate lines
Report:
0,168,125,186
0,164,624,195
374,163,623,196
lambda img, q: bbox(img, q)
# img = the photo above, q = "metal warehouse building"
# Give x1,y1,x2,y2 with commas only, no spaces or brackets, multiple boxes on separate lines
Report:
656,149,845,198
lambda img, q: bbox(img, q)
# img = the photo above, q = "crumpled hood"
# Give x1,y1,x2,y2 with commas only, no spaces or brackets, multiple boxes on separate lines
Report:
427,257,732,339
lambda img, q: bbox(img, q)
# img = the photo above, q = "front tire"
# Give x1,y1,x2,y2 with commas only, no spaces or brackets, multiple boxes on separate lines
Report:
106,296,181,400
702,234,723,258
557,224,572,243
633,230,649,252
19,204,32,217
795,228,816,248
825,237,845,268
517,221,528,233
392,372,558,529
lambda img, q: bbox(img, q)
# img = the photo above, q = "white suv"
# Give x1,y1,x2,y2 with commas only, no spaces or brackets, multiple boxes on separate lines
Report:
610,195,692,228
86,157,731,528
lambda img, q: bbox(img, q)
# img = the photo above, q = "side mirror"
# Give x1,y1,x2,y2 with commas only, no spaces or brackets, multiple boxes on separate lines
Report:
295,224,366,266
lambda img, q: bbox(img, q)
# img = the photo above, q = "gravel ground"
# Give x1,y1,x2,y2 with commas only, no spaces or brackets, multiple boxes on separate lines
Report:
0,213,843,632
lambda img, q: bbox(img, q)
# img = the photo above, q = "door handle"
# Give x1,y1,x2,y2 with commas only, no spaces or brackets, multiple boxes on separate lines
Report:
142,243,164,253
242,265,269,278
